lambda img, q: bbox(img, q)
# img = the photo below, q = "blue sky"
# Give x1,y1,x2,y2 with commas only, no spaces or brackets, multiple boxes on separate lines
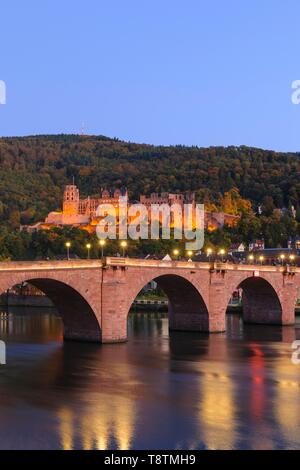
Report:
0,0,300,151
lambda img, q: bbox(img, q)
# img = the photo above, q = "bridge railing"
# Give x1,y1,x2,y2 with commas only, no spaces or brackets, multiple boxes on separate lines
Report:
104,257,296,273
104,257,215,270
0,259,103,271
0,257,298,274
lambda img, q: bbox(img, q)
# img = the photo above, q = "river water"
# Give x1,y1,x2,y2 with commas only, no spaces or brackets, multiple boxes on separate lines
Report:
0,308,299,450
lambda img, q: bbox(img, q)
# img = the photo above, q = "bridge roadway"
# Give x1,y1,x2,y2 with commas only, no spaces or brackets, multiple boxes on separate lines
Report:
0,257,298,343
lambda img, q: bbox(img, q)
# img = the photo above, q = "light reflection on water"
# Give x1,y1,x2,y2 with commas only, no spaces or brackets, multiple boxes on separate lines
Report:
0,308,299,450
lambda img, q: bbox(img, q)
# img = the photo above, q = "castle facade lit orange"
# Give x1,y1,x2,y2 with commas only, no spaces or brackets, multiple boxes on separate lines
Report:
21,184,239,232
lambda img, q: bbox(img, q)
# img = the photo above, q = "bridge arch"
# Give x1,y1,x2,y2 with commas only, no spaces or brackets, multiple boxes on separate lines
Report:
225,274,283,325
127,273,209,333
0,276,102,342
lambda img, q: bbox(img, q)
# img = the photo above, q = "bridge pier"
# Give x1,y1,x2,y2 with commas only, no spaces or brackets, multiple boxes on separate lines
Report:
101,271,128,343
208,274,227,333
277,275,297,326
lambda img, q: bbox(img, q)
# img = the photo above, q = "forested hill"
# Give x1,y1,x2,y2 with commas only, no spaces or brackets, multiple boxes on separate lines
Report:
0,134,299,228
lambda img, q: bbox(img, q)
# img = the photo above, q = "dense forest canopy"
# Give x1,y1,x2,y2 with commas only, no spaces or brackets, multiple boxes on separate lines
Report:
0,134,300,229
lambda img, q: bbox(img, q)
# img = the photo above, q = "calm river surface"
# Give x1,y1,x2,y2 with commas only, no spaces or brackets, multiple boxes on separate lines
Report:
0,308,300,450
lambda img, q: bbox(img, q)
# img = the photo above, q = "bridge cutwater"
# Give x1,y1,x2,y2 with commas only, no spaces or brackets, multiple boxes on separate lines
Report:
0,257,298,343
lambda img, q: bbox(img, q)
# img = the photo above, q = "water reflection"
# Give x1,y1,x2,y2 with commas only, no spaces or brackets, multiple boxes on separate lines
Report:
198,340,236,449
57,395,135,450
0,308,299,449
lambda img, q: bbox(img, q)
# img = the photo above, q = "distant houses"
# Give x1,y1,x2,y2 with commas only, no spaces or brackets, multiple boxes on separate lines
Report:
248,239,265,252
288,236,300,250
229,243,245,254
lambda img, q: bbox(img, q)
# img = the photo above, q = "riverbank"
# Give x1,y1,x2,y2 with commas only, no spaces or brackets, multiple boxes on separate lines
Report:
1,294,300,314
131,299,168,312
0,294,54,308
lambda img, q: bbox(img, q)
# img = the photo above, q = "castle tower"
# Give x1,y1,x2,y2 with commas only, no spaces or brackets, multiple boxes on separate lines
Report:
63,184,79,216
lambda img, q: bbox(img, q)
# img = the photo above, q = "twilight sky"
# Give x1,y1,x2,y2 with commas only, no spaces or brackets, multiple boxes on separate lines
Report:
1,0,300,151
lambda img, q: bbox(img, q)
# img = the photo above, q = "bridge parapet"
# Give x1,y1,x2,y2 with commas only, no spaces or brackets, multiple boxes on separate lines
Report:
0,259,103,272
104,257,212,270
283,265,296,275
0,257,298,274
103,257,300,274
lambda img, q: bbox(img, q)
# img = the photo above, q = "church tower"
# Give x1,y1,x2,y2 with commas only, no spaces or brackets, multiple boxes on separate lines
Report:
63,184,79,215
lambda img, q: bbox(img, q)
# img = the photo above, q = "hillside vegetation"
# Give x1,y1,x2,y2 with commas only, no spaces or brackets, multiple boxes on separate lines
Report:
0,134,300,228
0,134,299,260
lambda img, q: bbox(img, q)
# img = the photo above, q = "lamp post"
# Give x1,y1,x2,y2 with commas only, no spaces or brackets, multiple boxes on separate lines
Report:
120,241,127,257
248,254,254,264
206,247,213,262
289,254,295,265
218,248,226,262
187,250,193,260
86,243,91,260
173,249,180,260
99,239,106,258
259,255,264,265
65,242,71,261
279,254,285,266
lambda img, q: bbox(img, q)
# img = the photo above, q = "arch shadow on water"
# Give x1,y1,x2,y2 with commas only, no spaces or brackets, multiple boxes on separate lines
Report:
0,278,101,343
129,274,209,335
227,276,283,326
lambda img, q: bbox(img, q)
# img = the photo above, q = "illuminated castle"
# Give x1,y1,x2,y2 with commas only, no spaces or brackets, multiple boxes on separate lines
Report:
21,184,239,232
140,192,239,230
45,185,128,227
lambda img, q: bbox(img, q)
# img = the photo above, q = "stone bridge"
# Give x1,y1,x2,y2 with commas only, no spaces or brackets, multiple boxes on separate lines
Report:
0,257,299,343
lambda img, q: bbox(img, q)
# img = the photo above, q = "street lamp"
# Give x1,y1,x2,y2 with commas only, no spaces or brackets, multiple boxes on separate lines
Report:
248,254,254,264
259,255,264,265
173,249,180,260
206,247,213,261
65,242,71,261
279,254,285,266
120,240,127,257
289,254,295,265
99,239,106,258
86,243,91,259
218,248,226,262
187,250,193,260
